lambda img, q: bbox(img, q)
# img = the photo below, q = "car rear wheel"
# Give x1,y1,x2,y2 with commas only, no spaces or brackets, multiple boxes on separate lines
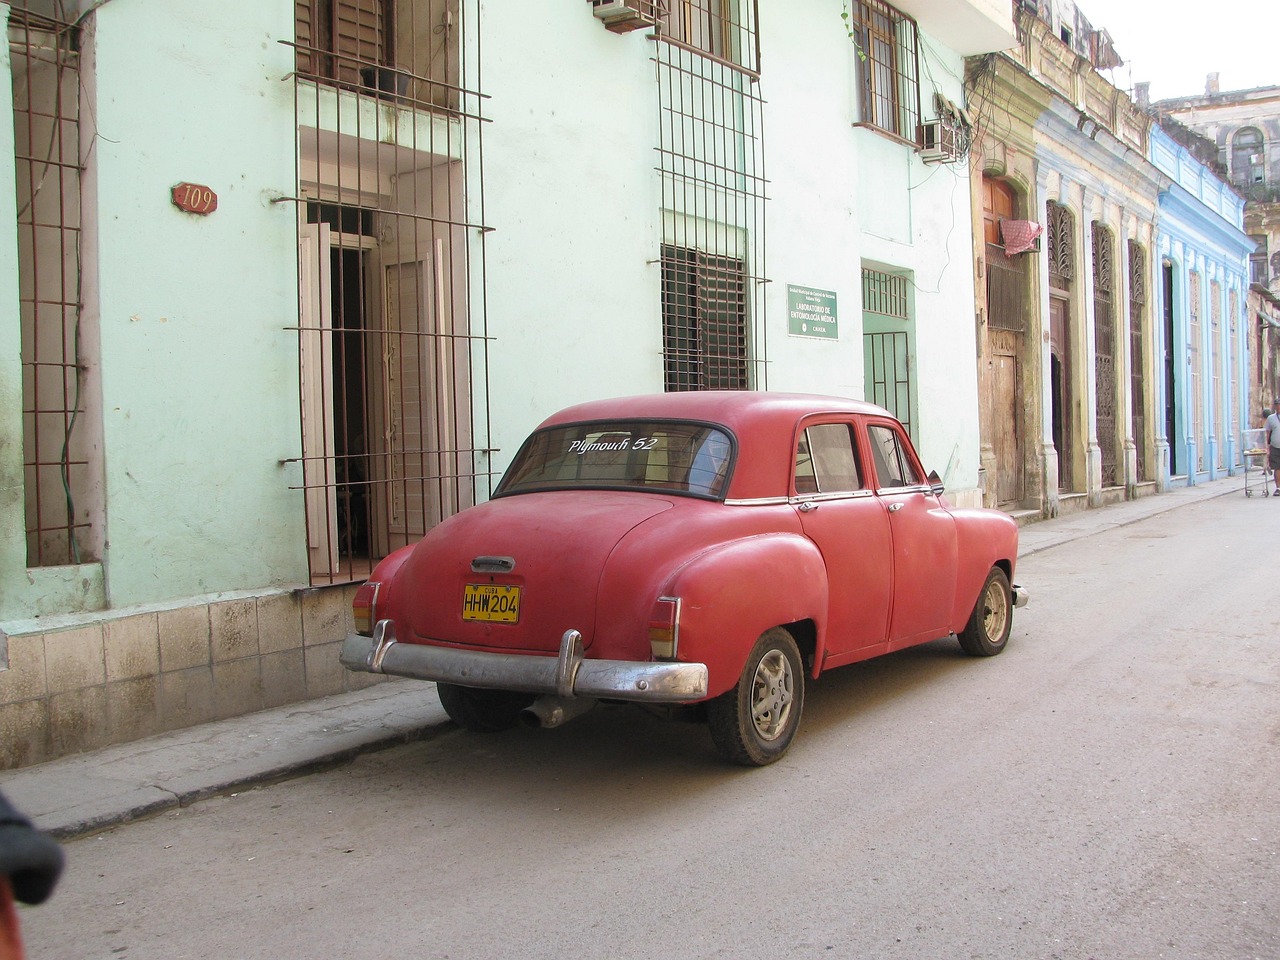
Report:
707,627,805,767
957,566,1012,657
436,683,535,733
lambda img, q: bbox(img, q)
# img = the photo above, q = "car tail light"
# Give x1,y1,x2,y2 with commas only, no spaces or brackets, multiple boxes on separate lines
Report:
647,596,681,660
352,581,381,636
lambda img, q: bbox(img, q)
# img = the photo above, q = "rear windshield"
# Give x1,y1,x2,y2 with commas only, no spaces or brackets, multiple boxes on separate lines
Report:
496,420,735,499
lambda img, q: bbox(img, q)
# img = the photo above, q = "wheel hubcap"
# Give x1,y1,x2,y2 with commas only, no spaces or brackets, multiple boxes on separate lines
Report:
750,649,794,741
982,581,1009,642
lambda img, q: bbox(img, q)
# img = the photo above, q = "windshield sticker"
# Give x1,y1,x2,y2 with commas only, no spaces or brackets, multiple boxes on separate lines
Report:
569,436,659,455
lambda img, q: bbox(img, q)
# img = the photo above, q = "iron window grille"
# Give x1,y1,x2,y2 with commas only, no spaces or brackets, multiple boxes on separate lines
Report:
659,0,760,75
661,246,749,392
861,267,913,438
10,8,97,567
290,0,490,586
846,0,920,143
295,0,459,112
654,16,768,394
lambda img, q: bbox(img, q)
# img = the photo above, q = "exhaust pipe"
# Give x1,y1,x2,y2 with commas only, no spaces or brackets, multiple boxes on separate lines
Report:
520,696,598,729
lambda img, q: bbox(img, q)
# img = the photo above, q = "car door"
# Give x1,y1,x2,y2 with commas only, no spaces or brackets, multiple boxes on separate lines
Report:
864,419,958,649
790,418,893,667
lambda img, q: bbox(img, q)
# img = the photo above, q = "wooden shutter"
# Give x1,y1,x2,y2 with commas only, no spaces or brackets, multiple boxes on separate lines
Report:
334,0,385,85
296,0,385,83
296,0,315,74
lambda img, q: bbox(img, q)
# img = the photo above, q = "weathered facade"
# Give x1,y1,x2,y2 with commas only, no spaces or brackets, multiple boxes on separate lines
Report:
968,4,1160,515
1251,285,1280,418
1150,78,1280,412
966,3,1253,516
1,0,1017,768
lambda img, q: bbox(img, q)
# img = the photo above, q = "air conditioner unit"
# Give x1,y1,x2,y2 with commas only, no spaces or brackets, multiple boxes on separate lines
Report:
917,119,962,163
589,0,665,33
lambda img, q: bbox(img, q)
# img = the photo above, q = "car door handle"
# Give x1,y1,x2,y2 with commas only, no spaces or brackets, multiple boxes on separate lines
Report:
798,501,818,513
887,502,903,512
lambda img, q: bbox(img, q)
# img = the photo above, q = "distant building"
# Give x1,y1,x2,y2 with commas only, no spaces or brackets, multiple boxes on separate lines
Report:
1151,75,1280,420
965,2,1253,517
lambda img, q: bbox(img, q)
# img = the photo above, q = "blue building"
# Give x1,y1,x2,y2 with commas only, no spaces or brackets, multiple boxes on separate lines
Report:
1149,124,1254,486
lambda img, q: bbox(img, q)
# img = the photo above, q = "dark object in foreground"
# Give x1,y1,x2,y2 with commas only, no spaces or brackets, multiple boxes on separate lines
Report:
0,793,62,907
0,790,63,960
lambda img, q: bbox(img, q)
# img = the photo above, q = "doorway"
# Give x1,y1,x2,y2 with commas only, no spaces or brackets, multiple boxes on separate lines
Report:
1050,295,1073,491
1162,262,1178,476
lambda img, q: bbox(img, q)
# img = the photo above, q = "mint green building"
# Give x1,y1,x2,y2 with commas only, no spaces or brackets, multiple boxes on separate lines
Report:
1,0,1015,767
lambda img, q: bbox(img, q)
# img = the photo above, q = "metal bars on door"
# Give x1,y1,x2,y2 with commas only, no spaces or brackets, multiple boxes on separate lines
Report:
290,0,490,586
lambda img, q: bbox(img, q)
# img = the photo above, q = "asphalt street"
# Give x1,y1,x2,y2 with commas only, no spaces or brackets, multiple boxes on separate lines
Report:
0,474,1252,840
8,473,1276,960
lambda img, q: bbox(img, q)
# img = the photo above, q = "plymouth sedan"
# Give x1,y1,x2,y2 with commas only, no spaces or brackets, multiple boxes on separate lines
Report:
341,392,1027,766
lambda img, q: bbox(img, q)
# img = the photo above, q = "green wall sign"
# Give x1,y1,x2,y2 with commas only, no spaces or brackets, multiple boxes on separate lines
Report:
787,284,838,339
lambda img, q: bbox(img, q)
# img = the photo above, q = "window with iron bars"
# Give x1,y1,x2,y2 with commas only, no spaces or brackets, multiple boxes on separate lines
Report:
295,0,459,111
845,0,920,143
660,0,760,74
10,8,99,567
661,245,749,392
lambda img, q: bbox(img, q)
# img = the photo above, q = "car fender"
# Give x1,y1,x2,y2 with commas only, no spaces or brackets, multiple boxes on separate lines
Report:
660,532,828,699
368,543,417,624
947,509,1019,631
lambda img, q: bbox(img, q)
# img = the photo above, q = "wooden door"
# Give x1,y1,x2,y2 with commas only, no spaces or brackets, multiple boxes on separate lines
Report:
990,328,1023,504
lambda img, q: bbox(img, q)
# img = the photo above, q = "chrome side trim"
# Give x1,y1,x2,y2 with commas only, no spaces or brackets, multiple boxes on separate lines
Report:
726,490,878,507
340,620,709,703
875,484,934,496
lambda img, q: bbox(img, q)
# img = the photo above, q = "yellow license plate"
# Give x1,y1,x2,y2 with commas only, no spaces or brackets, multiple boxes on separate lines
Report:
462,583,521,623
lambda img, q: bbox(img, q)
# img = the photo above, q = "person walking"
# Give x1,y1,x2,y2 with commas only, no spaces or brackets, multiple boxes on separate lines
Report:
1267,397,1280,496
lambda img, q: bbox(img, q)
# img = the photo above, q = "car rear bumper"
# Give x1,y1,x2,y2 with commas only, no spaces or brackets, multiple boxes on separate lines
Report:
1012,583,1029,608
341,620,709,703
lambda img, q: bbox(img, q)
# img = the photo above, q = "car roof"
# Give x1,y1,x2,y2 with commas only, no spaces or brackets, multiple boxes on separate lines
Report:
540,392,890,429
536,391,896,500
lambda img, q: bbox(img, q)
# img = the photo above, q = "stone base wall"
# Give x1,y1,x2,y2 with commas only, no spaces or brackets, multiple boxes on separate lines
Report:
0,585,378,770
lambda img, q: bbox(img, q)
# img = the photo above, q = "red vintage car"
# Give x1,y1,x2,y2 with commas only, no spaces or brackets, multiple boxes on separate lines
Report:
341,392,1027,765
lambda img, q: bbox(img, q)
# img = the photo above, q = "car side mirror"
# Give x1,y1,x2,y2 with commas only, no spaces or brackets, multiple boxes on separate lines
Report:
927,470,945,497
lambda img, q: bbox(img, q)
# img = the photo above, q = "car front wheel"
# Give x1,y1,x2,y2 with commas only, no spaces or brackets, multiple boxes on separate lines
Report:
957,566,1012,657
707,627,805,767
436,683,535,732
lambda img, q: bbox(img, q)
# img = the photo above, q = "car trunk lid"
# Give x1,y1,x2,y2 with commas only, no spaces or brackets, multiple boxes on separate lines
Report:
396,491,672,653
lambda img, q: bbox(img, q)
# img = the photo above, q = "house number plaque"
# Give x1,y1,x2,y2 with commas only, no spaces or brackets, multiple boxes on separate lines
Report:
171,182,218,215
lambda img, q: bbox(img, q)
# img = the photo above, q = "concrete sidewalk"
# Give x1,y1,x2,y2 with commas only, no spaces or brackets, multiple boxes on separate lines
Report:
0,475,1249,838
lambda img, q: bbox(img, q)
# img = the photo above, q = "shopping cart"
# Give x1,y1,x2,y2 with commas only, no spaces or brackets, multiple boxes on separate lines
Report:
1242,428,1273,497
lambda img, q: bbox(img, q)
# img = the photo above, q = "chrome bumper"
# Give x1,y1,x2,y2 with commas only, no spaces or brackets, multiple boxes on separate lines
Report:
1012,583,1030,608
341,620,709,703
